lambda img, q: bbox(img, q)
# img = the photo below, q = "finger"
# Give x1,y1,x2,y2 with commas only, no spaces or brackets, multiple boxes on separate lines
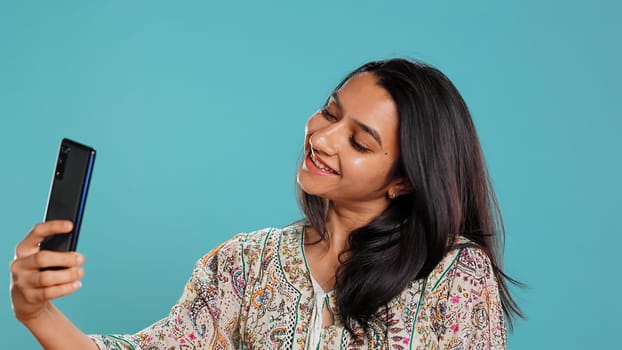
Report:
29,267,84,288
20,250,84,271
15,221,73,258
23,281,82,303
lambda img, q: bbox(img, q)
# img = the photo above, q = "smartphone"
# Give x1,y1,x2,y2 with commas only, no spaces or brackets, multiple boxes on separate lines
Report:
39,138,96,252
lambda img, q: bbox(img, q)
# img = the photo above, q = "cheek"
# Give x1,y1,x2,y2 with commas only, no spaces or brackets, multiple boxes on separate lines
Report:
352,157,365,167
347,155,392,181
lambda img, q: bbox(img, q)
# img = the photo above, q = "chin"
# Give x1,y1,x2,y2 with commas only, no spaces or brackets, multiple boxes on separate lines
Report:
296,176,314,196
296,169,320,196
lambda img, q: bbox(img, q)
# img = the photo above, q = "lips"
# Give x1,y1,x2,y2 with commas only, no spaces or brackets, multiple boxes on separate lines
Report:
306,151,339,175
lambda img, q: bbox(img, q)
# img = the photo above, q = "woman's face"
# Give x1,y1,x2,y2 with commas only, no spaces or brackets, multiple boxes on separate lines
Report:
297,72,402,206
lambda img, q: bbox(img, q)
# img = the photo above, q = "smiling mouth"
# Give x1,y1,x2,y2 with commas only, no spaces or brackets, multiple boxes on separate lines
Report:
309,151,339,175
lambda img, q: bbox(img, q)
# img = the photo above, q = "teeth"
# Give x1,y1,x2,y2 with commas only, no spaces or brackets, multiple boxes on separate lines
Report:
311,153,335,174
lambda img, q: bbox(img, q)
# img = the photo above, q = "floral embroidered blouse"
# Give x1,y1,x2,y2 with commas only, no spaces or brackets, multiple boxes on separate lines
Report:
90,223,506,349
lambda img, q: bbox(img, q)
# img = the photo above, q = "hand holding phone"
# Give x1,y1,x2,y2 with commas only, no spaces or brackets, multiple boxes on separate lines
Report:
39,138,96,252
9,139,96,347
10,221,87,337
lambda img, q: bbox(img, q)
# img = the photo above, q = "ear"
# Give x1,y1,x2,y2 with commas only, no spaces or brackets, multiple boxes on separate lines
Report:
387,177,413,198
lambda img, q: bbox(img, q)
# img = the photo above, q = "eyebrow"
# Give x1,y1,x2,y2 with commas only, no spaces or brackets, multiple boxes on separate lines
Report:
330,92,383,147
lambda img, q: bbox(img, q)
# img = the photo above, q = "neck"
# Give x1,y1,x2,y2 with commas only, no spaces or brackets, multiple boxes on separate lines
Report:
315,198,389,255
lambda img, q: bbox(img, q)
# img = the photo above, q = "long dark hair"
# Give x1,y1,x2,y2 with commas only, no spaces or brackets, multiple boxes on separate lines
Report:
298,58,523,335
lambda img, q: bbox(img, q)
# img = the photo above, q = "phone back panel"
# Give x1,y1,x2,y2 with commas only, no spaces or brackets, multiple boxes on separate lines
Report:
40,139,96,252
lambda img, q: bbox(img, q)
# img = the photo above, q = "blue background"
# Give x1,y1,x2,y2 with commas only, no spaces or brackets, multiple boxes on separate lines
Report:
1,1,620,348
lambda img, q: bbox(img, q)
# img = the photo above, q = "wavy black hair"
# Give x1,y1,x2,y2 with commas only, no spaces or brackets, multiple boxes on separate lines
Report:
298,58,523,336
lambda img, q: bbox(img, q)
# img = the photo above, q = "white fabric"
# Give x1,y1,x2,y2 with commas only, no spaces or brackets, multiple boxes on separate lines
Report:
306,276,328,350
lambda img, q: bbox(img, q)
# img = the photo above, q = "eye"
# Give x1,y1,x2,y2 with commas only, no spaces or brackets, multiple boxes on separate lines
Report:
320,107,338,121
350,136,370,153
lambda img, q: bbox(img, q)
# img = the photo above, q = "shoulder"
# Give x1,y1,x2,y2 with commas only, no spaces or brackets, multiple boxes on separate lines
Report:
451,238,497,288
233,221,303,257
426,237,496,291
392,237,497,305
195,222,303,272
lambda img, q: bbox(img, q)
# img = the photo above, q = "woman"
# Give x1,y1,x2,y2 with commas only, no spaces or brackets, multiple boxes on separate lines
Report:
10,58,521,349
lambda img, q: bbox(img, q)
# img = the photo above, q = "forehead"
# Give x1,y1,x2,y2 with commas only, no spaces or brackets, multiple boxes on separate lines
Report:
334,72,399,146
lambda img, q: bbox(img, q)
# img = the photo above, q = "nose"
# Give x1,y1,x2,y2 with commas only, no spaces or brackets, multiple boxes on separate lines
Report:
309,121,344,156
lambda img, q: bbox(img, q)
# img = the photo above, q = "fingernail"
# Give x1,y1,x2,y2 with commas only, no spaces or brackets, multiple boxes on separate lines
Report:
65,221,73,229
75,281,82,288
75,254,84,264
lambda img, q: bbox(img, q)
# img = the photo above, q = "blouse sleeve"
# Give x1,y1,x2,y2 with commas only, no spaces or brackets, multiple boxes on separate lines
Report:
437,247,507,350
89,233,249,350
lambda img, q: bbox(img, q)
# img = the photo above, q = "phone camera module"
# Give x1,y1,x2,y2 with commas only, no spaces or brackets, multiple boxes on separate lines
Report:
55,145,69,179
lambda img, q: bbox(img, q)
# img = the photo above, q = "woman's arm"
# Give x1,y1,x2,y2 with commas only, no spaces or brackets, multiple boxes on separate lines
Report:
10,221,98,350
20,303,98,350
12,221,250,350
89,232,251,349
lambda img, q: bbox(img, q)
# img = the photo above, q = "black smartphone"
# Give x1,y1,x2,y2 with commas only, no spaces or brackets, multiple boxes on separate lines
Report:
39,138,96,252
